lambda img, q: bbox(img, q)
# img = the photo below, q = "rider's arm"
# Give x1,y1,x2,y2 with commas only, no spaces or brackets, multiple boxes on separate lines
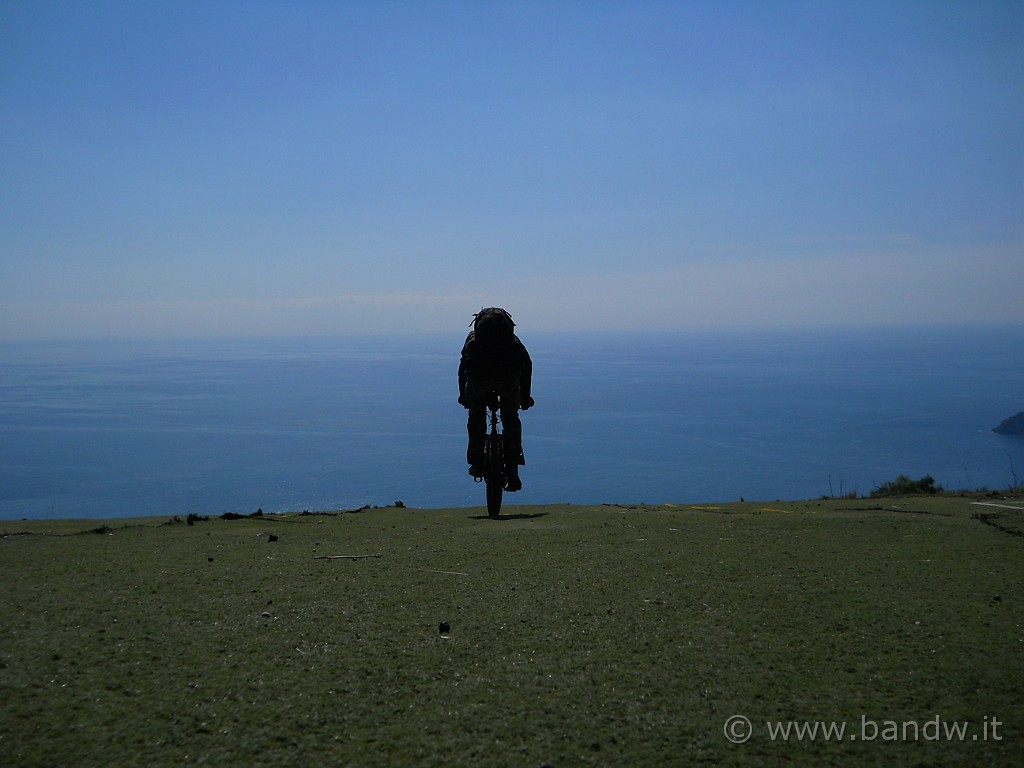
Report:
458,357,467,403
517,340,533,406
458,334,474,404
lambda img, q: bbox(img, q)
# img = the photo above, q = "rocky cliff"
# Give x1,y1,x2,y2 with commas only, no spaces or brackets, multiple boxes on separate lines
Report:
993,411,1024,435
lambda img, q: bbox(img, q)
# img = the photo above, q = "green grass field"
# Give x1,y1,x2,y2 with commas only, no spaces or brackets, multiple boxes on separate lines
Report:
2,496,1021,767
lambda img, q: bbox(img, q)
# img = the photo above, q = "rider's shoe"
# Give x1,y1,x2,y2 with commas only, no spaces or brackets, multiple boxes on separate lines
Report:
505,468,522,492
468,463,485,478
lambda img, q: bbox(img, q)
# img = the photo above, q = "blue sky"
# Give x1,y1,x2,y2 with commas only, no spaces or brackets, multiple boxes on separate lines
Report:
2,0,1021,338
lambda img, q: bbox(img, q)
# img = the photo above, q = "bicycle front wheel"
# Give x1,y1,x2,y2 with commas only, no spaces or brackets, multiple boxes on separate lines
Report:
486,477,503,518
484,431,504,518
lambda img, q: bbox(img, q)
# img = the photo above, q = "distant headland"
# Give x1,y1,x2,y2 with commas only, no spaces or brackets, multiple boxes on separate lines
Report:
993,411,1024,435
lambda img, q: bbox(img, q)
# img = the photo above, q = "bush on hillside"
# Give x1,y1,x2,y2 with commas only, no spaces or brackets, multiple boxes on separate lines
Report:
870,474,943,498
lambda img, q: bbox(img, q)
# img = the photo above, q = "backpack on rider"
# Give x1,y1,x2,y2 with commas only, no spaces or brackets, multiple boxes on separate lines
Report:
471,307,516,343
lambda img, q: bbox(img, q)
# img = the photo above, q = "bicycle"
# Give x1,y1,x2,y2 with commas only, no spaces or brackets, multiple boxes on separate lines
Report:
474,392,512,518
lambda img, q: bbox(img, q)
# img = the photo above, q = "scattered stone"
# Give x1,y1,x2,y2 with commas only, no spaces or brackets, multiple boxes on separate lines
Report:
268,534,279,543
438,622,451,634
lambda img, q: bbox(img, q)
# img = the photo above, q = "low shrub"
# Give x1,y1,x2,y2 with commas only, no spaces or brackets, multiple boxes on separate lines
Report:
870,473,943,497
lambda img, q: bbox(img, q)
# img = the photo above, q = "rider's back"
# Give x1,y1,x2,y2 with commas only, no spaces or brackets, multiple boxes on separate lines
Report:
462,331,526,376
460,308,529,379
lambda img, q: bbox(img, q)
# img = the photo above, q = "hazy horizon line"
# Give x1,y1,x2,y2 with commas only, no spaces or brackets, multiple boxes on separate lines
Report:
2,320,1021,346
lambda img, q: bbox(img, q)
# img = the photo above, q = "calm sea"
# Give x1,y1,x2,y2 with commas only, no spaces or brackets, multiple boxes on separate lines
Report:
1,326,1022,519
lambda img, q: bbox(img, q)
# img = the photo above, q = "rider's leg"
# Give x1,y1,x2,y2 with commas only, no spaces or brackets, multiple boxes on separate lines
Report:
466,395,487,476
501,406,522,461
498,380,523,459
498,384,523,491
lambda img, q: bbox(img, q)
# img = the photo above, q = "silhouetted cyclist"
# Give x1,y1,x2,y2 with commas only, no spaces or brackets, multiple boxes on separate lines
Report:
458,308,534,491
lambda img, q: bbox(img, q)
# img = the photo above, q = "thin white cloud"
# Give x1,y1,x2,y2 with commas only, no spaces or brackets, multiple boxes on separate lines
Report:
0,293,486,339
508,244,1024,331
1,245,1020,339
